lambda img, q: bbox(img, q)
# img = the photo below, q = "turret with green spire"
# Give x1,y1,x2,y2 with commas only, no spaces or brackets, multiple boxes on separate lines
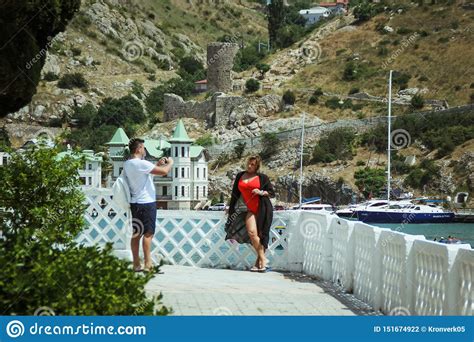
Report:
169,119,194,143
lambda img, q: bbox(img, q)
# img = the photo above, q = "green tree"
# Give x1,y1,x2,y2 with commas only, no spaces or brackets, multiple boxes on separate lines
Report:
353,0,378,22
178,56,205,81
0,146,169,315
267,0,286,48
94,95,145,132
354,167,386,198
0,0,81,117
72,103,98,128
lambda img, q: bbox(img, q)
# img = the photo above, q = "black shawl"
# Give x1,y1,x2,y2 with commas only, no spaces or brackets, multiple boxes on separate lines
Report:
224,171,275,249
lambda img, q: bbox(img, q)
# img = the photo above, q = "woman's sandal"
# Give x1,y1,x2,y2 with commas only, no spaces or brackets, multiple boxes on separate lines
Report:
250,266,259,272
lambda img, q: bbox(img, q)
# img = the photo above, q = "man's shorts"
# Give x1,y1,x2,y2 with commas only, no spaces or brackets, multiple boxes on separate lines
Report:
130,202,157,236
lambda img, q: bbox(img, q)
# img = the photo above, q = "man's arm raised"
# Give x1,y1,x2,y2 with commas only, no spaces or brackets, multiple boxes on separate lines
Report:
150,157,174,176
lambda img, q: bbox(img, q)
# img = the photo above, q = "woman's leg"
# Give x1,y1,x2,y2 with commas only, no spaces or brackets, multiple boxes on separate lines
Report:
245,212,266,268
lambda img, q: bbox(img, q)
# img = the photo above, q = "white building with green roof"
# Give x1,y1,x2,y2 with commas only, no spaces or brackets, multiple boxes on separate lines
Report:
107,120,209,210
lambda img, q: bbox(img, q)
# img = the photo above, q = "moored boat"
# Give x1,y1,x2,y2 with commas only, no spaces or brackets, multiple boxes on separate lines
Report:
356,203,455,224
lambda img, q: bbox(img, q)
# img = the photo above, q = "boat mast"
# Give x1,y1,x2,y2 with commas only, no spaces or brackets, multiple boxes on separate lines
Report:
299,111,306,208
387,70,393,203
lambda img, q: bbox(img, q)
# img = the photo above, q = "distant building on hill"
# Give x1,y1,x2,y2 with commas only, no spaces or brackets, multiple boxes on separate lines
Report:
299,7,332,27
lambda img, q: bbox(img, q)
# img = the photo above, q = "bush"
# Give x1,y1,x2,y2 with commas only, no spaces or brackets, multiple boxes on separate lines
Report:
0,146,169,315
256,63,271,79
245,78,260,93
325,97,343,109
308,95,318,105
396,27,413,35
131,80,145,99
411,94,424,109
194,134,214,147
282,90,296,105
234,142,246,159
343,61,358,81
43,72,59,82
312,127,356,163
392,71,411,90
58,73,88,89
348,87,360,95
71,47,82,56
313,88,324,96
260,132,280,160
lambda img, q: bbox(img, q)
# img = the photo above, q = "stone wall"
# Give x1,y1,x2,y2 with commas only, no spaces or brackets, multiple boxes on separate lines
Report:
163,92,283,128
207,42,239,93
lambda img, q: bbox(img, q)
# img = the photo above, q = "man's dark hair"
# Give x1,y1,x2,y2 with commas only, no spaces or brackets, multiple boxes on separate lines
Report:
129,138,145,154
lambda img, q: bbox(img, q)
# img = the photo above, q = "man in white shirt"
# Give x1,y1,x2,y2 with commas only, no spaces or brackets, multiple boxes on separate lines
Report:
124,138,174,272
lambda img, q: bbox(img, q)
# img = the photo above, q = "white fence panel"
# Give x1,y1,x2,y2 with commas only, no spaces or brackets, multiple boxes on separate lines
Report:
330,218,355,292
353,223,389,309
449,247,474,315
301,211,332,279
378,230,425,314
410,240,466,315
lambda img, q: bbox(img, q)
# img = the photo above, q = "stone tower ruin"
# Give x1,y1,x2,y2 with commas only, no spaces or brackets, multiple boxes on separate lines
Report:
206,42,239,93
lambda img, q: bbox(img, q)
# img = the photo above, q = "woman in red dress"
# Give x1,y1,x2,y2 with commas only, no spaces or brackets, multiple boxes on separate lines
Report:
225,156,275,272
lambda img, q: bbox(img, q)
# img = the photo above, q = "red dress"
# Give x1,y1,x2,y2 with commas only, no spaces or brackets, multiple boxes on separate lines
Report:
238,176,260,215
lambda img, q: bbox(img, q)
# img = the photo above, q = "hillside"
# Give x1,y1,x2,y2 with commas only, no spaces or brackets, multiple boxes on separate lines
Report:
1,0,267,127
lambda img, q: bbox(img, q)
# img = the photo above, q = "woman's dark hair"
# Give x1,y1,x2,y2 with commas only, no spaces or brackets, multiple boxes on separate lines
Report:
129,138,144,154
247,155,261,172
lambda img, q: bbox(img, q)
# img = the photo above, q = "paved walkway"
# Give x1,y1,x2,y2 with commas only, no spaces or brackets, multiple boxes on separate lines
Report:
146,265,377,316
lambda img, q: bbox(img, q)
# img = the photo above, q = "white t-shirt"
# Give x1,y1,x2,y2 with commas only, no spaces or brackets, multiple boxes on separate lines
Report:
123,158,156,204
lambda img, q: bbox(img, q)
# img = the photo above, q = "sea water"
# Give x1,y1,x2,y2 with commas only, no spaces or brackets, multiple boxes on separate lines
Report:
373,222,474,248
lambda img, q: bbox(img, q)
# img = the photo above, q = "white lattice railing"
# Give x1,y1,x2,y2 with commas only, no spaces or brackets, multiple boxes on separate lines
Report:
80,189,474,316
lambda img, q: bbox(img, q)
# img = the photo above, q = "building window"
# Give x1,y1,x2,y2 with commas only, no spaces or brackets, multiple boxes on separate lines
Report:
181,146,185,157
196,186,199,199
88,163,92,170
175,147,178,157
119,167,123,175
203,168,206,178
187,167,189,179
181,167,185,178
163,186,167,196
2,156,7,165
175,167,178,178
181,186,185,197
175,186,178,197
197,167,200,178
80,177,86,185
88,177,92,185
203,186,206,197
